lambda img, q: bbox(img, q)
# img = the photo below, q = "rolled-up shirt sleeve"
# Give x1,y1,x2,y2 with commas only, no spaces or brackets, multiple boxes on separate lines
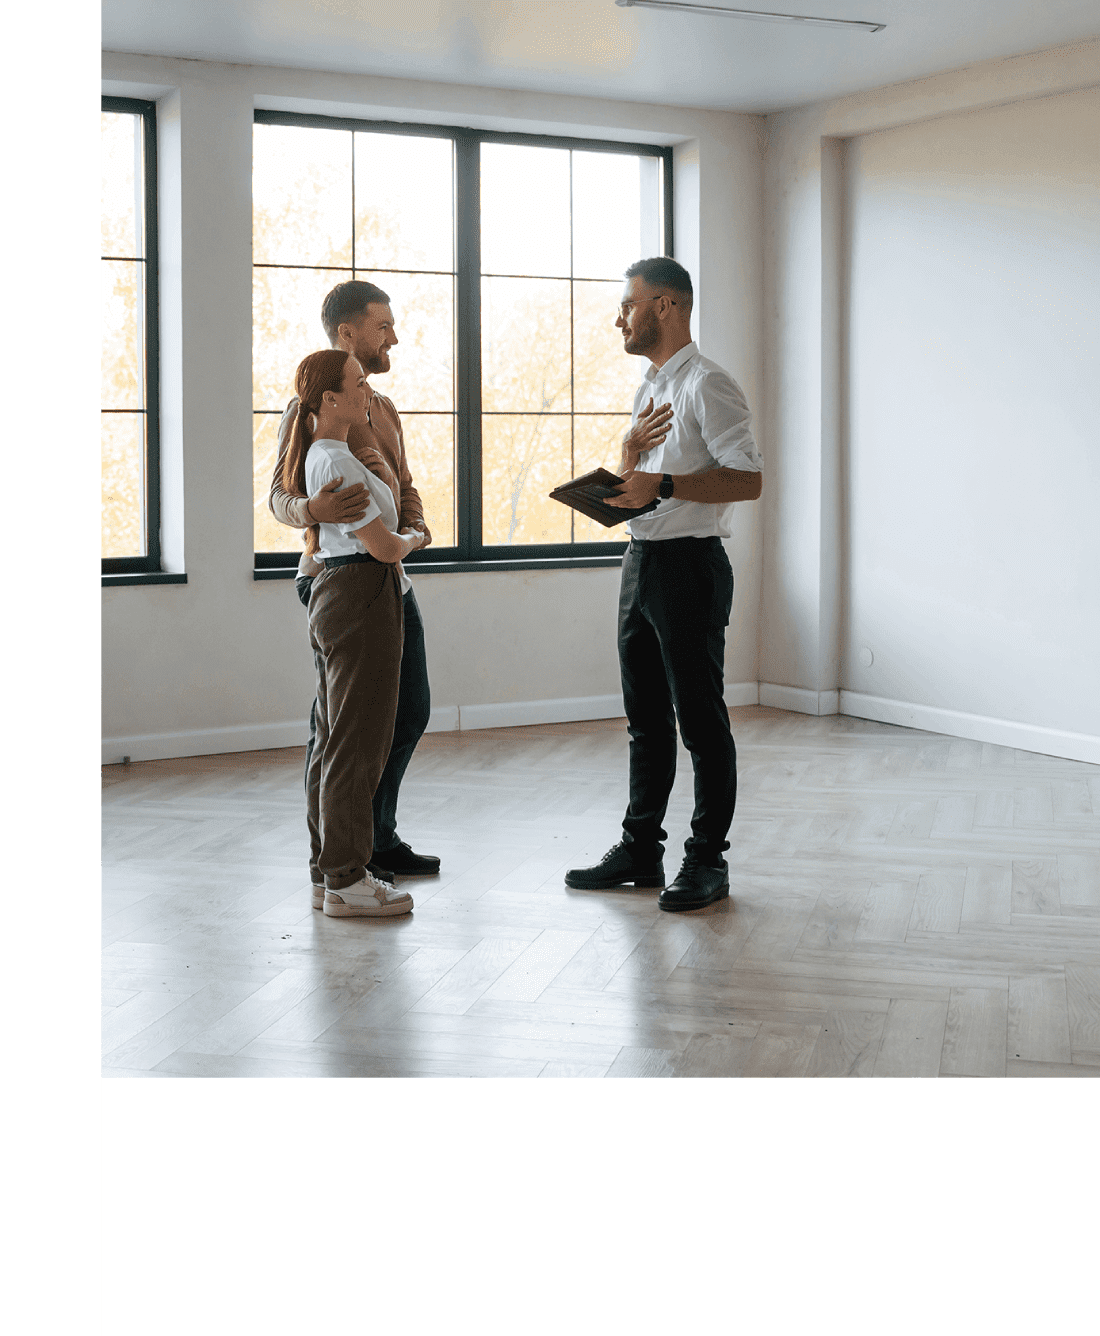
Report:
695,371,764,473
306,452,382,537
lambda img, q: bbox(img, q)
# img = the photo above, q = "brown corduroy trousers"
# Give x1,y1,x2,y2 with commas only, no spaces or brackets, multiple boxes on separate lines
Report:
306,560,404,891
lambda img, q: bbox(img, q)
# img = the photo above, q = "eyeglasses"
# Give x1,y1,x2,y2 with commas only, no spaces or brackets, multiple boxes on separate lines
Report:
617,297,677,319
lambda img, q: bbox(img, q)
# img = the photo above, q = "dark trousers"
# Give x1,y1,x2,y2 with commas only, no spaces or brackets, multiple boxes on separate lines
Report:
305,562,404,890
617,536,737,862
297,577,431,857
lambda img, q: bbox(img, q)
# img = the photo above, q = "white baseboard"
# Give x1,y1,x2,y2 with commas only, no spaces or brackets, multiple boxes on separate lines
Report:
725,681,760,707
457,694,624,732
840,691,1100,766
759,682,840,716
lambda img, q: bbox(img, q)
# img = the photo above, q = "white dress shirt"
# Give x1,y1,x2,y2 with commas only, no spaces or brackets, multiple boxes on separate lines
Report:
626,341,763,542
304,439,412,594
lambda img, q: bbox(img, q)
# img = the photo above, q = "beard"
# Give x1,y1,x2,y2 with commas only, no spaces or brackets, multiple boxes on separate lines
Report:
360,348,390,375
623,311,660,356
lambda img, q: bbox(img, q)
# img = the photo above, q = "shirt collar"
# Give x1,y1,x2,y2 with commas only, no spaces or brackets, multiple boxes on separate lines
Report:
644,340,699,385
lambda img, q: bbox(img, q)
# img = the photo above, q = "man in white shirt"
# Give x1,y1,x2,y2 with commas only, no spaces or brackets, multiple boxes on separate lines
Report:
565,257,763,912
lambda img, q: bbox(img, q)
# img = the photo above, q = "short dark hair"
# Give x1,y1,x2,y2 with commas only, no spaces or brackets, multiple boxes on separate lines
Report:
624,256,693,311
321,279,392,345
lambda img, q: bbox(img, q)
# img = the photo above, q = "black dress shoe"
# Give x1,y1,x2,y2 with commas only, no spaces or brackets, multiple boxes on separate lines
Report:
370,842,441,877
564,841,665,890
658,857,730,912
365,863,396,884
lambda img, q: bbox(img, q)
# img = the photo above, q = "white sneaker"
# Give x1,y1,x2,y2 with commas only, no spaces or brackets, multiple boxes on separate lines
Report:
311,884,325,910
322,872,414,918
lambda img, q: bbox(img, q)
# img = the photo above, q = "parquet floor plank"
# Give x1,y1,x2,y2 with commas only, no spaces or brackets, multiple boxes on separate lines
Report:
102,706,1100,1078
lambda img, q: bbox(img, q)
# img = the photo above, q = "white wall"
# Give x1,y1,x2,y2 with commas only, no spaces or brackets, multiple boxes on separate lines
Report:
844,86,1100,744
101,53,765,762
762,37,1100,761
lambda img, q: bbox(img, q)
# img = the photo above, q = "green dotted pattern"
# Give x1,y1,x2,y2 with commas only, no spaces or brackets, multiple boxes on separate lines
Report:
892,1074,1100,1181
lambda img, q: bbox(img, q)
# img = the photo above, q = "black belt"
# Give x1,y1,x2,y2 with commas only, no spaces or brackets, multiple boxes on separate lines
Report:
628,536,723,551
323,553,383,568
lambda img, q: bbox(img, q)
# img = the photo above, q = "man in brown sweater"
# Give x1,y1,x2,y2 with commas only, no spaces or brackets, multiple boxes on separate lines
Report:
269,279,440,879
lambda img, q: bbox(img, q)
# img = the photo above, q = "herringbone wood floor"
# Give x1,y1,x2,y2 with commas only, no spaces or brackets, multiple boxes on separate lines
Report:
102,707,1100,1077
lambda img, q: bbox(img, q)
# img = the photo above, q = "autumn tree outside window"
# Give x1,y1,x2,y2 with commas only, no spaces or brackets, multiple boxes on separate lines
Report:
252,112,672,574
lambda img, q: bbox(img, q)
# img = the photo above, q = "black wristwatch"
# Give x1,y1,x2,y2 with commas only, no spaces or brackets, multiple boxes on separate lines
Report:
658,473,674,500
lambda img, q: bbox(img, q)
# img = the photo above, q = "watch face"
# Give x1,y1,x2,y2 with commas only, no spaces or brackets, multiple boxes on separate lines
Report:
659,475,673,499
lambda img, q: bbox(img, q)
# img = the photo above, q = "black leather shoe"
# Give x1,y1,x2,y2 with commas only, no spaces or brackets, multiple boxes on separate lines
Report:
564,841,665,890
370,842,441,877
365,863,396,884
658,857,730,912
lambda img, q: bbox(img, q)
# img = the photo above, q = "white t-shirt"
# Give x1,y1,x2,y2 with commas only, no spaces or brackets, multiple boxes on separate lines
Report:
626,341,764,542
304,439,412,594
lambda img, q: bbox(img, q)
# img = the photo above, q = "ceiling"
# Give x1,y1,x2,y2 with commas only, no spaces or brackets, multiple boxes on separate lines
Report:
101,0,1100,114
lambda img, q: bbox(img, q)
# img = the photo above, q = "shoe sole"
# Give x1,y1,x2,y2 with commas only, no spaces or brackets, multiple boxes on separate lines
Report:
322,894,413,918
564,872,665,890
311,886,324,910
376,868,440,878
658,885,730,913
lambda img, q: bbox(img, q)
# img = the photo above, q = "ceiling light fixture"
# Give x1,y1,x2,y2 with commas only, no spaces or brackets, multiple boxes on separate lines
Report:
614,0,886,34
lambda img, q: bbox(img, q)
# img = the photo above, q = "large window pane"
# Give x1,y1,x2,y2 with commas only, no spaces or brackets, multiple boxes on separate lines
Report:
483,415,572,546
363,271,454,412
403,415,456,549
354,133,453,273
253,266,348,411
101,112,141,259
481,144,571,278
572,280,642,413
482,277,572,413
572,150,659,281
102,260,143,410
253,415,292,555
572,415,631,544
102,413,144,558
253,124,352,267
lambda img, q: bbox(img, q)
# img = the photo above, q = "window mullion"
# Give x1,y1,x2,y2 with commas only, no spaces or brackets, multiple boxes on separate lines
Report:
454,131,482,560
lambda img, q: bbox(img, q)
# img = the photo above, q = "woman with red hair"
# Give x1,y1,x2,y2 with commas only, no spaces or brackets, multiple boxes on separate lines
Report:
281,348,426,918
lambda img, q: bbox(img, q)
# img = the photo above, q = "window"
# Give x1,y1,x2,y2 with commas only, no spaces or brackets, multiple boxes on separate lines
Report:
102,96,161,577
252,112,671,573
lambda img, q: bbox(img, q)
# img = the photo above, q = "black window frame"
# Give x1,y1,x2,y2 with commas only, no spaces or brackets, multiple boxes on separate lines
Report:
102,95,167,583
252,110,673,578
